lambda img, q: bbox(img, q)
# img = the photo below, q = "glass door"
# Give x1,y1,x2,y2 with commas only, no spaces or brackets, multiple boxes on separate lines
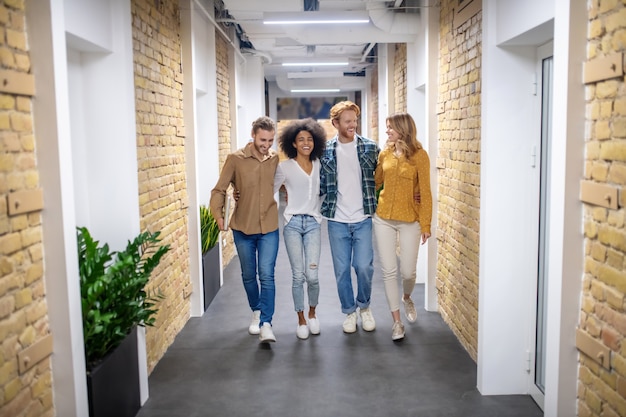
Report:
529,41,553,409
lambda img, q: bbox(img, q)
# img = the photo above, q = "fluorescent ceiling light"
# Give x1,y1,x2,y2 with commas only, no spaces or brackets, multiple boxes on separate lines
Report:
287,71,344,79
290,88,341,93
264,11,370,25
282,62,349,67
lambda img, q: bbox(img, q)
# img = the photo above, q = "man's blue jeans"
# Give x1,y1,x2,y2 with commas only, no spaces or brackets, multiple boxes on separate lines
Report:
327,218,374,314
283,214,321,312
232,229,279,326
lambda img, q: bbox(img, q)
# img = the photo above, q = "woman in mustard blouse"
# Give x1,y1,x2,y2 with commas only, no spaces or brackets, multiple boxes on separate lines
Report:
373,113,432,341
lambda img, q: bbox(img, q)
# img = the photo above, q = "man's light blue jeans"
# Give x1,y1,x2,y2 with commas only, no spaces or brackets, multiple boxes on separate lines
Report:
327,218,374,314
283,214,321,312
232,229,279,326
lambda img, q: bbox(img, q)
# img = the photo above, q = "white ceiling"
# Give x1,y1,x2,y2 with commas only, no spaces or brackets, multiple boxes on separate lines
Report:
218,0,427,93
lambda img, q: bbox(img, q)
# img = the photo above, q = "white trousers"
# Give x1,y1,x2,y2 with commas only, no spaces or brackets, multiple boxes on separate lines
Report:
373,214,421,312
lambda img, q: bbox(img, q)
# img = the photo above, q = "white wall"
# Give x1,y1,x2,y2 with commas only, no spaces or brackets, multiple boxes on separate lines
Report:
479,0,554,395
191,0,220,199
496,0,554,46
479,3,585,415
65,0,148,405
67,50,89,226
64,0,112,51
67,45,140,251
30,0,150,413
406,33,427,288
543,1,586,415
27,1,88,415
411,6,440,312
377,43,392,140
236,55,265,148
180,0,203,316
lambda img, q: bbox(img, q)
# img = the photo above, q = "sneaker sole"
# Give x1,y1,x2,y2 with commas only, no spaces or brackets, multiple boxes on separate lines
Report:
392,334,405,341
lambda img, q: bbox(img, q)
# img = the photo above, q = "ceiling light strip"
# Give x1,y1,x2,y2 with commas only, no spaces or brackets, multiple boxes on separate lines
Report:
290,89,341,93
263,11,370,25
282,62,349,67
264,19,369,25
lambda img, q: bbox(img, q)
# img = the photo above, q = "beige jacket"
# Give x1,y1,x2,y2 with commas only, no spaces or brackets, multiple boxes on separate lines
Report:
210,143,279,235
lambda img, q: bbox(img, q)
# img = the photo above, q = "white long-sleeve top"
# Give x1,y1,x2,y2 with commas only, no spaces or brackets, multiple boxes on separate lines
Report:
274,158,322,225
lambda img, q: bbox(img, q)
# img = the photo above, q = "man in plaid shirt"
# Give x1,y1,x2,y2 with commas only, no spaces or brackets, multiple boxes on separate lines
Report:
320,100,380,334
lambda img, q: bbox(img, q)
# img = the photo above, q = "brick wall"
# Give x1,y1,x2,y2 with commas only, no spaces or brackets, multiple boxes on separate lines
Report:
393,43,407,113
435,0,482,360
578,1,626,416
369,60,379,142
0,1,54,416
131,0,191,373
215,31,236,266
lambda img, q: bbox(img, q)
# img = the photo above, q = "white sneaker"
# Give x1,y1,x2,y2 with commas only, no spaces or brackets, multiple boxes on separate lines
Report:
248,310,261,335
259,322,276,343
402,297,417,323
308,317,321,335
359,307,376,332
392,321,405,341
296,324,310,340
342,312,357,333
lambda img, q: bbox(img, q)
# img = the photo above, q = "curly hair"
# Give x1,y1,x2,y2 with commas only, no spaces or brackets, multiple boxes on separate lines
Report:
278,118,327,160
386,113,423,158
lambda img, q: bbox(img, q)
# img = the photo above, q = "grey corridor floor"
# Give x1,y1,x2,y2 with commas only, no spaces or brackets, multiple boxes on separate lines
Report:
136,219,543,417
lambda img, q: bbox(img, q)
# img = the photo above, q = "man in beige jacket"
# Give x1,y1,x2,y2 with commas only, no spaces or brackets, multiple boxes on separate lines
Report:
210,116,279,343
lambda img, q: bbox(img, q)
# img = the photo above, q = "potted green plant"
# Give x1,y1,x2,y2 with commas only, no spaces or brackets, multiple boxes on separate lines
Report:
77,226,170,417
200,205,221,310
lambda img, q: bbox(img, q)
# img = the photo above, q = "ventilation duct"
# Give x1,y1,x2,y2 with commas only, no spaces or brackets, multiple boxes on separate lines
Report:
241,48,272,64
366,2,420,35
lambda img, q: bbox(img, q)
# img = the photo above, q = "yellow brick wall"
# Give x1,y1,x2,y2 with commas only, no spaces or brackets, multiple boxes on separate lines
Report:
393,43,407,113
215,32,236,266
436,0,482,360
578,1,626,416
131,0,191,373
0,1,54,416
369,69,379,143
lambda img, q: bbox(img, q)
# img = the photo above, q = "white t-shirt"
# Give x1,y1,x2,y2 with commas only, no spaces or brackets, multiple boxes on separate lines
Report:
274,159,322,224
333,139,366,223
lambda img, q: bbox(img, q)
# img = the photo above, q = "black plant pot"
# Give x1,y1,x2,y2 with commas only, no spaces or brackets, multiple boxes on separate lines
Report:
87,326,141,417
202,245,220,311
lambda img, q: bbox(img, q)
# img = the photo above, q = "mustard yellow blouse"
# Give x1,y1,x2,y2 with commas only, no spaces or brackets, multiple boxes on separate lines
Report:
374,146,432,234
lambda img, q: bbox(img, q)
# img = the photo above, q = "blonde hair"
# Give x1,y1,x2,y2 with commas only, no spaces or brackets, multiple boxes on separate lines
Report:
386,113,422,158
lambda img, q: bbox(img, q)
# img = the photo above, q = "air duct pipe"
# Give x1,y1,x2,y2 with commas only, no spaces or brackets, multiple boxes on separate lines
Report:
367,2,419,35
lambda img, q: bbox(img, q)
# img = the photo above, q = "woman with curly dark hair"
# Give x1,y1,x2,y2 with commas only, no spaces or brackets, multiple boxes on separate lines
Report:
274,118,327,339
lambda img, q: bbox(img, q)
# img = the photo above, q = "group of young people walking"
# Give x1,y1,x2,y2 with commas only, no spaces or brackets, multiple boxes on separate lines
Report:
209,100,432,343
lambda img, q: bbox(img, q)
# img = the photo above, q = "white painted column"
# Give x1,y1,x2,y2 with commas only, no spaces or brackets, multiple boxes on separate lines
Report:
423,4,440,312
26,1,89,415
543,0,586,415
377,43,392,140
181,0,204,317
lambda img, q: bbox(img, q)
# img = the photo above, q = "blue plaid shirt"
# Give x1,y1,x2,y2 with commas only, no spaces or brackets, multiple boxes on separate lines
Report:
320,134,380,218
